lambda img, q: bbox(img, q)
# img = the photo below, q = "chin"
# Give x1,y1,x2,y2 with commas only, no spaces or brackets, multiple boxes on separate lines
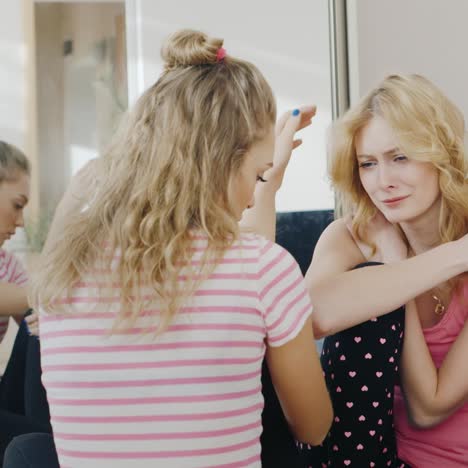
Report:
378,207,406,224
382,210,422,225
381,214,400,224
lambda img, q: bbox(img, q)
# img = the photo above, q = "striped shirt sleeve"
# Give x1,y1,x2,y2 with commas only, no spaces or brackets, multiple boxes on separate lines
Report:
257,239,312,347
0,249,28,286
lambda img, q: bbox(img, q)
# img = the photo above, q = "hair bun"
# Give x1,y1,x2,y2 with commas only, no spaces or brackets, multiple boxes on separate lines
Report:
161,29,224,70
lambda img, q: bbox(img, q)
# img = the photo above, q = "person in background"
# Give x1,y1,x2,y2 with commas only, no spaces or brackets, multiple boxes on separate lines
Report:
0,141,51,463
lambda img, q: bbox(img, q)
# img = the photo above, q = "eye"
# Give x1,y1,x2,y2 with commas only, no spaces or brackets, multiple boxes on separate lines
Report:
394,154,408,162
358,161,376,169
256,175,267,183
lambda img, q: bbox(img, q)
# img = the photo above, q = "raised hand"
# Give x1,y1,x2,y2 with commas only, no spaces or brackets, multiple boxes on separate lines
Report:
267,105,316,190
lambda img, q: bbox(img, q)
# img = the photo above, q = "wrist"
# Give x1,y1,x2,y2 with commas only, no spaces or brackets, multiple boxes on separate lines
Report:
442,240,467,276
264,167,285,192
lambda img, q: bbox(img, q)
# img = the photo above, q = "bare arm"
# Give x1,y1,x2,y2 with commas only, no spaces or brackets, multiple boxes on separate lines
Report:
0,283,29,316
307,219,466,338
240,106,316,241
266,316,333,444
240,180,278,241
401,300,468,428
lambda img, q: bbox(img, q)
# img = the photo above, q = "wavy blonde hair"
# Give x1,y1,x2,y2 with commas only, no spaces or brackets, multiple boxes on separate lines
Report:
330,74,468,253
32,29,276,333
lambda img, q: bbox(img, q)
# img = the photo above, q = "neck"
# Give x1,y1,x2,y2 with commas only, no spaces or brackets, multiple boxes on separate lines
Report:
399,198,442,255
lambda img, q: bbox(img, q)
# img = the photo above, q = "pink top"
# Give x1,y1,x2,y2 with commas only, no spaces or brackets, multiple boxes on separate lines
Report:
394,285,468,467
40,233,312,468
0,249,28,341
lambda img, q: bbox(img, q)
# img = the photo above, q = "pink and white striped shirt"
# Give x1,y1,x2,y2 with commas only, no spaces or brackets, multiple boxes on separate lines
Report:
0,249,28,341
40,233,312,467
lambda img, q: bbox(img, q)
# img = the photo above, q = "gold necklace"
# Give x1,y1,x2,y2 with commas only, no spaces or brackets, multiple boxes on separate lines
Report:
432,294,446,315
407,247,447,316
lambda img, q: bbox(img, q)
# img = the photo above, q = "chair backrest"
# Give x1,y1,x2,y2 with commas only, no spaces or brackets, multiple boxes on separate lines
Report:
275,210,334,275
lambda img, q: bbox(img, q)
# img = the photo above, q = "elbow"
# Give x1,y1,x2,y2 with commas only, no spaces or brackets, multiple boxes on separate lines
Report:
410,413,439,429
293,401,333,446
309,288,339,340
311,310,334,340
312,408,333,446
408,406,446,429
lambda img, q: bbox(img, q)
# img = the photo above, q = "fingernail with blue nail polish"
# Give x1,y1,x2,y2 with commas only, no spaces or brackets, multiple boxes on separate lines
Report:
292,109,300,116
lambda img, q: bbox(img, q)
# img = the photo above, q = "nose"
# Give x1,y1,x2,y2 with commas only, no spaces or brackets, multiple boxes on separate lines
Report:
15,210,24,228
377,163,396,189
247,195,255,210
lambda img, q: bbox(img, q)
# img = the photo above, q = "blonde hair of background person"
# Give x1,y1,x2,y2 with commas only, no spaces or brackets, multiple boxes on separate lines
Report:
29,29,332,468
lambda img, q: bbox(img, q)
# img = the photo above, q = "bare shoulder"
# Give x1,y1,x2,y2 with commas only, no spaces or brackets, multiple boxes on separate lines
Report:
314,218,362,258
306,218,366,281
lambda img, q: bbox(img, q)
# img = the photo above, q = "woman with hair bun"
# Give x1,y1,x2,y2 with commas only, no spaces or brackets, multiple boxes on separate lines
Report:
5,29,332,468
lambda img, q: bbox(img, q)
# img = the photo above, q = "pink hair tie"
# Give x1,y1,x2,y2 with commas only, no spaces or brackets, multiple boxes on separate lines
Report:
216,47,227,62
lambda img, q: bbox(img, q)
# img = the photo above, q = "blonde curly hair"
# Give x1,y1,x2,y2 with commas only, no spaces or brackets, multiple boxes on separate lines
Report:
32,29,276,334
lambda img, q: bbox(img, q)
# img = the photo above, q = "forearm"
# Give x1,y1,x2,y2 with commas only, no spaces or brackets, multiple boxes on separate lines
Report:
310,242,465,337
240,106,315,241
239,172,281,242
402,301,468,428
0,283,29,316
401,301,441,427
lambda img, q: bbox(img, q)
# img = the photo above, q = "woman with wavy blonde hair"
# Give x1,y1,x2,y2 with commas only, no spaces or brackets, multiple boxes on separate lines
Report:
293,74,468,467
11,29,332,468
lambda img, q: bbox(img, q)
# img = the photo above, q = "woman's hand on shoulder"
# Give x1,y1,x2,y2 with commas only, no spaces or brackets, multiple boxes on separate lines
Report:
346,211,407,263
25,311,39,337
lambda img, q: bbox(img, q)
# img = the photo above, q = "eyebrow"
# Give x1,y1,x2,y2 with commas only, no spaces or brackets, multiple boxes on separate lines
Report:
356,147,401,159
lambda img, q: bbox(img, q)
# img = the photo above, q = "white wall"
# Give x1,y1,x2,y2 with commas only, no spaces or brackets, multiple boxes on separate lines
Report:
35,2,125,210
35,4,66,210
0,0,38,258
347,0,468,118
126,0,335,212
0,2,27,151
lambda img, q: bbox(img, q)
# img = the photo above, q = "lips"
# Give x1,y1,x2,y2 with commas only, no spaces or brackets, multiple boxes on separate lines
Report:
382,195,409,204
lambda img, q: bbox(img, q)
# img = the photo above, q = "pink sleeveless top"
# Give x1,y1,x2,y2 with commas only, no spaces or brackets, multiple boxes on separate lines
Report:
394,285,468,467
